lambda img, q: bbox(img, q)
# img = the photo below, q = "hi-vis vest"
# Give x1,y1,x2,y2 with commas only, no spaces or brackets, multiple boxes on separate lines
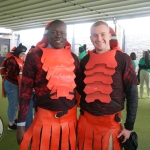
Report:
0,52,24,97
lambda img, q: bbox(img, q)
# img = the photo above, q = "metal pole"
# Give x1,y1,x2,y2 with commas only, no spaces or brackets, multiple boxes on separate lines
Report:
71,24,75,53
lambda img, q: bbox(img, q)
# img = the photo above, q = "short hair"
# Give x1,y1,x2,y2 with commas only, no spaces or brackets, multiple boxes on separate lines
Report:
31,45,35,49
48,20,66,30
130,52,136,60
90,20,109,34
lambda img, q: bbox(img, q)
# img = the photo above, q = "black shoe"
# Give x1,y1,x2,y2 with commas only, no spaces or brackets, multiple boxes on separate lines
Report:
8,123,17,130
14,119,17,124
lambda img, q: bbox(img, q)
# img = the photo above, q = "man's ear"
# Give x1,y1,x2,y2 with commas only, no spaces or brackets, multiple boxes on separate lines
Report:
90,36,92,42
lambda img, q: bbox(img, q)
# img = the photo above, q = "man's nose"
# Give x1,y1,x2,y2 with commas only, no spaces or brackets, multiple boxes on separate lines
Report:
55,32,61,37
97,35,102,41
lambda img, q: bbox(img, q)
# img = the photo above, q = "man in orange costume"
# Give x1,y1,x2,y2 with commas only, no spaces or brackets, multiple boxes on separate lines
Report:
17,20,80,150
77,20,138,150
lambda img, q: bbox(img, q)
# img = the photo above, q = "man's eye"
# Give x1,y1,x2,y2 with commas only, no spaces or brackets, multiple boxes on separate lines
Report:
92,34,97,37
52,31,57,34
60,32,66,35
51,31,66,36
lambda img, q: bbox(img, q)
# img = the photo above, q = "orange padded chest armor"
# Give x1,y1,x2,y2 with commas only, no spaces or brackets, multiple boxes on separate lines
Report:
84,49,119,103
41,46,76,100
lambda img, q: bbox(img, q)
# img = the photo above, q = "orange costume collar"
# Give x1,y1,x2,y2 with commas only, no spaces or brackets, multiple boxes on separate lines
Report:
41,46,76,100
84,48,122,103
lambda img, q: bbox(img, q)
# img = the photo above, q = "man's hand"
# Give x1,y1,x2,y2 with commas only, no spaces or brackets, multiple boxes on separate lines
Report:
16,126,25,145
117,128,132,143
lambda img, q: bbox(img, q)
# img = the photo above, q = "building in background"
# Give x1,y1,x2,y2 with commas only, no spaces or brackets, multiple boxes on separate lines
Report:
0,28,19,64
1,16,150,64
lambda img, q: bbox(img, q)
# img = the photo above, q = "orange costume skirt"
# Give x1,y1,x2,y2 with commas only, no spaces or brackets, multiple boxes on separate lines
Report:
77,110,122,150
20,106,77,150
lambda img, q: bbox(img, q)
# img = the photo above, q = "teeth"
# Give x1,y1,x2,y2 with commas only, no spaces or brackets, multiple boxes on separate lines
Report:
56,41,61,43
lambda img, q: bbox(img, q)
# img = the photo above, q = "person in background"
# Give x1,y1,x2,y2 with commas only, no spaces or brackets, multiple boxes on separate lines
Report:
25,91,35,131
28,45,35,53
130,52,137,70
77,20,138,150
138,51,150,98
25,45,36,131
17,20,80,150
78,44,87,60
0,43,27,130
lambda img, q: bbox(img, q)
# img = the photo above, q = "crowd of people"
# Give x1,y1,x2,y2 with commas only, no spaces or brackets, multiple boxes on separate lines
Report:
130,50,150,99
0,19,140,150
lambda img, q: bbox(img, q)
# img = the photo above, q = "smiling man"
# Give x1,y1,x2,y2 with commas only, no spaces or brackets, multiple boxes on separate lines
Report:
77,20,138,150
17,20,80,150
90,23,111,54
